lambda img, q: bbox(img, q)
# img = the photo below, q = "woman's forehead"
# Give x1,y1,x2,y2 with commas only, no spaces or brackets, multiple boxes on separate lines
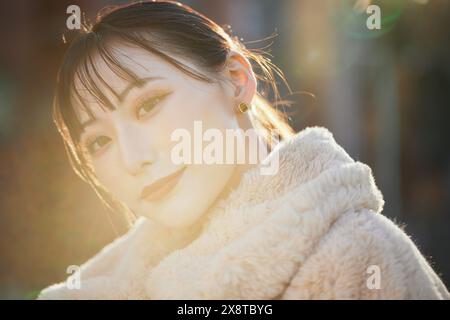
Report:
75,45,166,95
72,41,203,104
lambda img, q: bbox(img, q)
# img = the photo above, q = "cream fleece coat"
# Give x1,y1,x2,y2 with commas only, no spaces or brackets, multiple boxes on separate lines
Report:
38,126,450,300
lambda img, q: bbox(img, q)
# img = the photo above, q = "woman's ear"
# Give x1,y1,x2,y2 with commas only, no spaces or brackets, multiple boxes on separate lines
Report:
225,50,257,105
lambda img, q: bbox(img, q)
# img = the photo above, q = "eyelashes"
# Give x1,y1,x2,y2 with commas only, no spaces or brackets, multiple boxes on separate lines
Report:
86,135,111,155
135,92,172,120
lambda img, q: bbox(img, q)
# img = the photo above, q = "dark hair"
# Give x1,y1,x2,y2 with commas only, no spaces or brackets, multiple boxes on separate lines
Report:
53,0,295,227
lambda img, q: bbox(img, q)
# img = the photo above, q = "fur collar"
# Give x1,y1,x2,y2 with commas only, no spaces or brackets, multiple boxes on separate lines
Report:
144,126,385,299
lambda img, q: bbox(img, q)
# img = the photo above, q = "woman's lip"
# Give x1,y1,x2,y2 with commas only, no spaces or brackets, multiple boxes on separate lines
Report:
140,166,186,202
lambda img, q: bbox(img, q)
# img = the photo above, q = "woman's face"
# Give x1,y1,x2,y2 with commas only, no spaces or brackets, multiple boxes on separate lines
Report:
75,42,254,229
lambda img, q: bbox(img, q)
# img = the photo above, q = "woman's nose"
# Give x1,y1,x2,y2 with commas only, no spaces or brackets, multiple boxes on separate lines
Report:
117,128,156,176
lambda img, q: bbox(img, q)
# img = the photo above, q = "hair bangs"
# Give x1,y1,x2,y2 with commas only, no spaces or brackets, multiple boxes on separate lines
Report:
65,34,142,140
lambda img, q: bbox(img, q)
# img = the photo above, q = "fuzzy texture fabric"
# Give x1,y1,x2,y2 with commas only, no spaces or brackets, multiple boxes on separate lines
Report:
38,126,450,300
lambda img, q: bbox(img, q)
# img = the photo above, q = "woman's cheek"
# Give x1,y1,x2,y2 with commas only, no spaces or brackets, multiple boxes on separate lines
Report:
93,150,127,199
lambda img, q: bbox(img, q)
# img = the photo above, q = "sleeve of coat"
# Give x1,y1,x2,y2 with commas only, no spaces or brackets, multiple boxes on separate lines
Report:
281,208,450,300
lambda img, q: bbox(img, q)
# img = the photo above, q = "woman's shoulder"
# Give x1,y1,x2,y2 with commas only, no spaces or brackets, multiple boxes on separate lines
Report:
275,127,449,299
283,207,450,299
37,217,168,299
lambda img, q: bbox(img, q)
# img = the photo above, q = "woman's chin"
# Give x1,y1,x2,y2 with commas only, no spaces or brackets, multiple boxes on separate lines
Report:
134,167,235,228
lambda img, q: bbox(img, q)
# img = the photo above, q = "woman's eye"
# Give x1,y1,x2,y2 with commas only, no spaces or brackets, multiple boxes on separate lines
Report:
87,136,111,155
135,93,170,120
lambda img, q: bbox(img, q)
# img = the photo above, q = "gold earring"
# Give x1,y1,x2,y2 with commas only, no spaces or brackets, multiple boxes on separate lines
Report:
237,102,249,113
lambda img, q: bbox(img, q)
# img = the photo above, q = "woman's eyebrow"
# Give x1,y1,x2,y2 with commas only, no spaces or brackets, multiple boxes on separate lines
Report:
79,76,166,131
118,76,166,102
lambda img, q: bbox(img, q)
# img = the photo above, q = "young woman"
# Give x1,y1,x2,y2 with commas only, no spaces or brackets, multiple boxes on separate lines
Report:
38,1,449,299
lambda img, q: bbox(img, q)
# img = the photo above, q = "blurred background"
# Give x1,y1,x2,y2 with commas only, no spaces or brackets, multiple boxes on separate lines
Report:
0,0,449,299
